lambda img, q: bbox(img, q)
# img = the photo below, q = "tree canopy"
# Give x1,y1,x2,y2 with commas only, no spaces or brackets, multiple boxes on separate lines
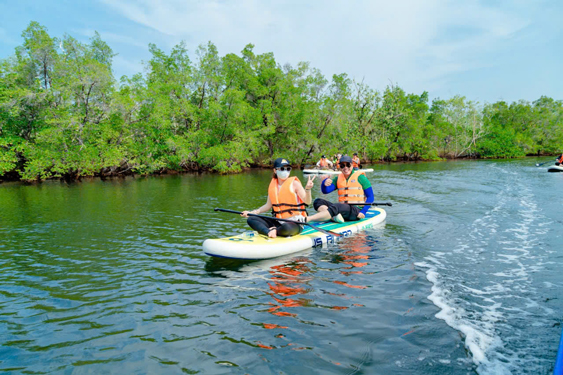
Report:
1,22,562,181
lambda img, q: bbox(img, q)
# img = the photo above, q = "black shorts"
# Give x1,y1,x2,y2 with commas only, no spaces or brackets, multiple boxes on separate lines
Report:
313,198,361,221
247,216,303,237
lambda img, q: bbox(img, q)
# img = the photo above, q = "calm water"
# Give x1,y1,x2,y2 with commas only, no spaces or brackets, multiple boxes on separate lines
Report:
1,159,562,374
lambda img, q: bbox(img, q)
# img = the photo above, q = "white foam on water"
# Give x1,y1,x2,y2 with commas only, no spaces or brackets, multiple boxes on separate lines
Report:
416,260,503,367
417,164,555,374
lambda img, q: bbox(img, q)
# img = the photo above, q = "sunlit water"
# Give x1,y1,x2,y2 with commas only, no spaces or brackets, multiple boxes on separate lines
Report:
0,159,562,374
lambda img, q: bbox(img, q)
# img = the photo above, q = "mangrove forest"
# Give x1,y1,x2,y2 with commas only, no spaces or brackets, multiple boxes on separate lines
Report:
1,22,562,181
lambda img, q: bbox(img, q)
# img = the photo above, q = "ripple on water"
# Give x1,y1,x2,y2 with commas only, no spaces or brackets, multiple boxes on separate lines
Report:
1,163,561,373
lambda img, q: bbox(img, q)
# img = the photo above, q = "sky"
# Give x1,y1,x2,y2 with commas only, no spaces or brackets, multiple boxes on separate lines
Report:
0,0,561,104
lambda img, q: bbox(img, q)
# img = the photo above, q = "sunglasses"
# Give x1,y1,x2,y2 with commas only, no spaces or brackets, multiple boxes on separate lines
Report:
339,163,351,168
277,167,292,172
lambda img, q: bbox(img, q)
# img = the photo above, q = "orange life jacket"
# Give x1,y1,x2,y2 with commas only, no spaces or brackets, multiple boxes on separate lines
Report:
268,177,308,219
352,156,360,169
319,159,328,167
337,171,365,203
558,154,563,164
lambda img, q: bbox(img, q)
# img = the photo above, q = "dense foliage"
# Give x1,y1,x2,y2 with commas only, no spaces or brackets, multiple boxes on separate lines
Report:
1,22,562,181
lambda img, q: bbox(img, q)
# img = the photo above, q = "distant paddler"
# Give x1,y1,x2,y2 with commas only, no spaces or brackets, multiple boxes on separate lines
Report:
352,153,361,170
241,158,315,238
307,155,374,224
316,155,333,170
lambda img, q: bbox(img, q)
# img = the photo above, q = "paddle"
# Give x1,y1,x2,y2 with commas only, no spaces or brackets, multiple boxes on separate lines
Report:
348,202,393,207
535,160,554,167
214,208,343,237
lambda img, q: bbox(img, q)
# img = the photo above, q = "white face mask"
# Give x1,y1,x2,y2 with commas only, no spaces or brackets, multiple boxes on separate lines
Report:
276,170,290,179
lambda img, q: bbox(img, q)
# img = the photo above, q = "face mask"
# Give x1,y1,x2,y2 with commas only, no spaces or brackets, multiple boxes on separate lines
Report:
276,170,290,179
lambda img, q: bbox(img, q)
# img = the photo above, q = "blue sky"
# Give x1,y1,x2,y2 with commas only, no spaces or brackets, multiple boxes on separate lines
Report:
1,0,561,104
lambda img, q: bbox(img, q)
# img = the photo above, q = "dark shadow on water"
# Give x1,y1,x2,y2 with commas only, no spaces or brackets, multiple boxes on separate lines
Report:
204,257,260,276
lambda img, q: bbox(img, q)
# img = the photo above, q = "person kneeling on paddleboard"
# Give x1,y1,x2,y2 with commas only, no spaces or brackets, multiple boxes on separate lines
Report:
241,158,316,238
306,155,374,223
316,155,333,170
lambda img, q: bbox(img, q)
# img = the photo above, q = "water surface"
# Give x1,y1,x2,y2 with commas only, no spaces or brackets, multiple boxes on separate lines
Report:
0,159,561,374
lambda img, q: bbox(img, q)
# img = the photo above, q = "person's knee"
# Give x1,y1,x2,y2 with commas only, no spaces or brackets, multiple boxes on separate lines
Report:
277,223,302,237
313,198,322,210
313,198,329,211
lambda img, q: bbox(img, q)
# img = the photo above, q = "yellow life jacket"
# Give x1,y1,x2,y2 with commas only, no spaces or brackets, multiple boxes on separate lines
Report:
337,171,365,203
268,177,308,219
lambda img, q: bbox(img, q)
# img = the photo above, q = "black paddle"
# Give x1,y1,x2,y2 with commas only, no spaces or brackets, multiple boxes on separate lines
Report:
348,202,393,206
214,208,343,237
536,160,555,167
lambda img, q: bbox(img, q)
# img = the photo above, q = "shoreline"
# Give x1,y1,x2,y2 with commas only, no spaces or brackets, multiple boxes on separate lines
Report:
0,154,557,184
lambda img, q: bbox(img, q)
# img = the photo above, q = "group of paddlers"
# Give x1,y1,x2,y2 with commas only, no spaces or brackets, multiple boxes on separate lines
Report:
316,153,362,170
241,156,373,238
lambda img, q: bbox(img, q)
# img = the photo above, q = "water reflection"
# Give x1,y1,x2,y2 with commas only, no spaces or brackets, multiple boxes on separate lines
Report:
7,162,542,373
202,235,386,358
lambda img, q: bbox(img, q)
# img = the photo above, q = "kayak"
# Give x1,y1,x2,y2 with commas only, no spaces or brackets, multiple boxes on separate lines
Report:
303,168,374,175
547,165,563,173
203,208,386,259
555,328,563,375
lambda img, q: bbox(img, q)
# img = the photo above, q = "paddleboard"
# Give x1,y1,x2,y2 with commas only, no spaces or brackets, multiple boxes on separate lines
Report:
547,165,563,173
303,168,374,175
555,328,563,375
203,208,386,259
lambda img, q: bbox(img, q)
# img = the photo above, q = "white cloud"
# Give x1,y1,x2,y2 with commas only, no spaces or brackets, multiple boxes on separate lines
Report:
73,28,148,49
99,0,559,101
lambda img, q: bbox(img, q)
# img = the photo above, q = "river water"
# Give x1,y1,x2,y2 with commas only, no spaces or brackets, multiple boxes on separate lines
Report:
0,158,561,374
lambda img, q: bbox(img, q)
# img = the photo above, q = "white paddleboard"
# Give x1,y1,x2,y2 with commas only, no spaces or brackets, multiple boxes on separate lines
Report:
303,168,374,175
203,208,386,259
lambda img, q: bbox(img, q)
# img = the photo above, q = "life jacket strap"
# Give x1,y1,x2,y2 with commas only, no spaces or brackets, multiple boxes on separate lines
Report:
271,203,309,208
271,208,308,217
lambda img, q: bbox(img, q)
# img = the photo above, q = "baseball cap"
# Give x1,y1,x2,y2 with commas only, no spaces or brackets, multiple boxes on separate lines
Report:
339,155,353,164
273,158,290,168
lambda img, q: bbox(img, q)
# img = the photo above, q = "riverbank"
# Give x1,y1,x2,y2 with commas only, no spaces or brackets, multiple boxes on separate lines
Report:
1,154,558,184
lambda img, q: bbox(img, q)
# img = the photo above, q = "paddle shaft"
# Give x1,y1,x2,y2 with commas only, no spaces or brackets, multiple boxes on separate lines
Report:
214,208,342,237
348,202,392,206
536,161,553,167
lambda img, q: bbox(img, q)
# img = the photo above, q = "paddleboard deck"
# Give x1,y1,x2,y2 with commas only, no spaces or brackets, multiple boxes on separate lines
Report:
203,208,386,259
547,165,563,173
303,168,374,175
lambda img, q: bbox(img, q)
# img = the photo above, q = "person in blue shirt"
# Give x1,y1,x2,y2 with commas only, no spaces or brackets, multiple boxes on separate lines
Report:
306,155,374,223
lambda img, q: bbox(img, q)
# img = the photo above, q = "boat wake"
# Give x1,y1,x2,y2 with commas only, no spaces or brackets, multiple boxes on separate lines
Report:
416,163,556,374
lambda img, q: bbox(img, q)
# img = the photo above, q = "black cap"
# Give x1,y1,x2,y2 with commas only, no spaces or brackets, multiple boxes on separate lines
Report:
273,158,290,168
340,155,353,163
353,153,358,156
321,155,325,158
